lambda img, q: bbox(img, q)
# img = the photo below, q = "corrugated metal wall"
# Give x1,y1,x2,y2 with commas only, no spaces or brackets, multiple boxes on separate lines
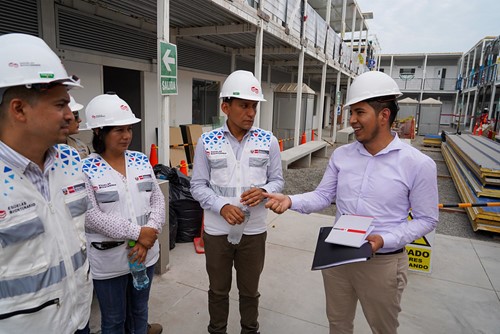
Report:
177,40,232,75
0,0,39,36
57,6,156,60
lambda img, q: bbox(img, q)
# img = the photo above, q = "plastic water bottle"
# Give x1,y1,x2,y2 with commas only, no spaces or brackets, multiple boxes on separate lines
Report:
227,207,250,245
128,240,150,290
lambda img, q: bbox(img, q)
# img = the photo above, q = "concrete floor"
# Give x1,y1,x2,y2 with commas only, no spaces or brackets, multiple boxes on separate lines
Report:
90,210,500,334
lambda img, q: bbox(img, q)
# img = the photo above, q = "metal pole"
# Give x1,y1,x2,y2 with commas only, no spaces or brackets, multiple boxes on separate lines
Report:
157,0,170,166
317,0,332,142
254,0,264,127
332,71,341,142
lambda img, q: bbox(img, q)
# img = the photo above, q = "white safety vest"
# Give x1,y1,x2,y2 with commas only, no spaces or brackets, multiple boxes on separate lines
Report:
202,127,271,235
82,151,159,280
0,144,92,334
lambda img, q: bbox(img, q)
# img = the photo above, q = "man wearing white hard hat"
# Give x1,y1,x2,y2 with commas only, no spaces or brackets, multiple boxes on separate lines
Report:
264,71,438,334
66,94,91,159
0,33,92,333
191,70,284,334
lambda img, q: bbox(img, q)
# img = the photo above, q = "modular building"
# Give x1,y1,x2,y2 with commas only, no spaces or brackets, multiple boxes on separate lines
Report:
0,0,378,163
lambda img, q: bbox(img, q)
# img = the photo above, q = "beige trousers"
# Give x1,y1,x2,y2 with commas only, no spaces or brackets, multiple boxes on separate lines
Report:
322,251,408,334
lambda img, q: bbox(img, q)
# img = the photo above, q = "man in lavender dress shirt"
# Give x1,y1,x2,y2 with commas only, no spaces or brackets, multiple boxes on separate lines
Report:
264,71,439,334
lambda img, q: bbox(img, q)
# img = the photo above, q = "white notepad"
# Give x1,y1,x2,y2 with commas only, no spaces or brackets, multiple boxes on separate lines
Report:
325,214,375,248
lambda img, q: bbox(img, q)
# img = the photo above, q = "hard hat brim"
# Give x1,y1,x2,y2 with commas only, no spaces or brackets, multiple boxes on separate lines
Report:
88,117,141,129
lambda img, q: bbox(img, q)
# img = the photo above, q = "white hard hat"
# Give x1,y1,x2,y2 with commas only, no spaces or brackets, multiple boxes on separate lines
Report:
345,71,402,107
0,33,81,89
69,95,84,112
220,70,266,101
85,93,141,129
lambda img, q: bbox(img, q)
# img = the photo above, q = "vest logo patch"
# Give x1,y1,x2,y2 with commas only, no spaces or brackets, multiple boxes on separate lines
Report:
135,175,152,181
0,210,6,220
62,182,86,195
250,149,269,155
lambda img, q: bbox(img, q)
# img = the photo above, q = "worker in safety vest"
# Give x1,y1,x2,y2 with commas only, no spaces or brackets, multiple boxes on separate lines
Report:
67,94,91,159
191,70,284,334
0,33,93,333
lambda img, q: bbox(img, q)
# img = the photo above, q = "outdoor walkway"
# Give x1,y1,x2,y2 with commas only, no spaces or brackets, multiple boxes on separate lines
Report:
90,210,500,334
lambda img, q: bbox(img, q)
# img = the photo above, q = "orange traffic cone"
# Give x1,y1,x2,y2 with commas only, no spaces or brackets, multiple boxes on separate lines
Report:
149,144,158,167
301,132,307,144
193,215,204,254
473,122,479,135
311,129,315,141
180,160,188,176
279,139,284,152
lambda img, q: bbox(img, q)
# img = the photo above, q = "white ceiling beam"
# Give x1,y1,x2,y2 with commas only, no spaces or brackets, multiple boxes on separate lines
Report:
177,23,257,37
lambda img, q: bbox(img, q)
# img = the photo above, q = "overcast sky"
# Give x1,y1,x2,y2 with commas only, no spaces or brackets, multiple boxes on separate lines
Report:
355,0,499,54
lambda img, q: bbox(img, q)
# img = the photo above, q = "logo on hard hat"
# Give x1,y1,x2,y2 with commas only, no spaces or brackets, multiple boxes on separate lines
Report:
92,114,106,119
120,105,129,111
251,86,259,94
8,62,19,68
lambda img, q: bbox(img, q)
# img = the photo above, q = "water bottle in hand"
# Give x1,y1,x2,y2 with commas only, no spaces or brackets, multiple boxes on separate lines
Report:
227,207,250,245
128,240,150,290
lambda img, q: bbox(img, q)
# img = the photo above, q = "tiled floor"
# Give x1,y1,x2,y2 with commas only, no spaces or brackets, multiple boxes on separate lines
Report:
90,210,500,334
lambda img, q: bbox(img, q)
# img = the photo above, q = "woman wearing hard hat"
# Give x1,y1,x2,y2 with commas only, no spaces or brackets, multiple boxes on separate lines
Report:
264,71,438,334
82,93,165,334
191,70,284,334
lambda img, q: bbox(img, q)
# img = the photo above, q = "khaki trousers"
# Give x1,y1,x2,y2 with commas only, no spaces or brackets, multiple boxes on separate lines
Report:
322,251,408,334
203,232,266,334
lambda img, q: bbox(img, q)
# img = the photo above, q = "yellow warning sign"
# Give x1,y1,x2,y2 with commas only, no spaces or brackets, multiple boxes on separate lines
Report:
405,245,432,273
410,235,431,247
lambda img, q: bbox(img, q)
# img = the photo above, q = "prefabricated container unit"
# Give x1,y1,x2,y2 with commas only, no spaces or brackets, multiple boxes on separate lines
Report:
417,98,443,135
397,97,419,121
273,83,316,150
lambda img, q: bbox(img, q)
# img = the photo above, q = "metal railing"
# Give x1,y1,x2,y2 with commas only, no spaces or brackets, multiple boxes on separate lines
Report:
256,0,367,72
393,77,457,91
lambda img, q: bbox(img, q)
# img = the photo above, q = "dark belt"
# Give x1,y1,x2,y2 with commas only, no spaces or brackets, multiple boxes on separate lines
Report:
376,248,405,255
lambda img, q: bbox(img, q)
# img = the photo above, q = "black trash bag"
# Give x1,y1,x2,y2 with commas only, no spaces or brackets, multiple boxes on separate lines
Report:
154,164,202,244
173,199,203,243
168,205,178,250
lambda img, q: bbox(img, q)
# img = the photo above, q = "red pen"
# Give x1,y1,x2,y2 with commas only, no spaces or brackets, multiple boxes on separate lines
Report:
333,227,366,234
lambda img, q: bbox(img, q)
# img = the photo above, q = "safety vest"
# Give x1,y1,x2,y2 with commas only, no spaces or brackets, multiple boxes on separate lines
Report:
82,151,159,280
201,127,271,235
0,144,92,333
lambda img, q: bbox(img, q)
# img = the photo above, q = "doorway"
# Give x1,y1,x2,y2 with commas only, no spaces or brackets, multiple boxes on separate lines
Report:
103,66,142,152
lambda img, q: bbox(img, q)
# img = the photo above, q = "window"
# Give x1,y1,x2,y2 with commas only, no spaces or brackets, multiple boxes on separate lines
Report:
400,68,416,75
399,68,416,81
192,79,220,125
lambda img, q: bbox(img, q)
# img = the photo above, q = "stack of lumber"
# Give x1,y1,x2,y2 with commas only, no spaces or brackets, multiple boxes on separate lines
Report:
423,134,442,147
442,134,500,232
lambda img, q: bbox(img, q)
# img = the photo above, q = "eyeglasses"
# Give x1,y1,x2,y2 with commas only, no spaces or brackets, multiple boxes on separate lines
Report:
72,111,80,121
91,241,125,250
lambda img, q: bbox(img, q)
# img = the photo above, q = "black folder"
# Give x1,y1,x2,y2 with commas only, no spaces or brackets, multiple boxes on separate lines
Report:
311,226,373,270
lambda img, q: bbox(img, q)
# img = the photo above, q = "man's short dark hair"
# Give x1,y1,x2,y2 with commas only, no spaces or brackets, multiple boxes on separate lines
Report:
0,86,44,121
366,95,400,126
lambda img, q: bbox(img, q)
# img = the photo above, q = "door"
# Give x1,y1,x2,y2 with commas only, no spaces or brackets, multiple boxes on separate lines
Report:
439,68,447,90
103,66,142,152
